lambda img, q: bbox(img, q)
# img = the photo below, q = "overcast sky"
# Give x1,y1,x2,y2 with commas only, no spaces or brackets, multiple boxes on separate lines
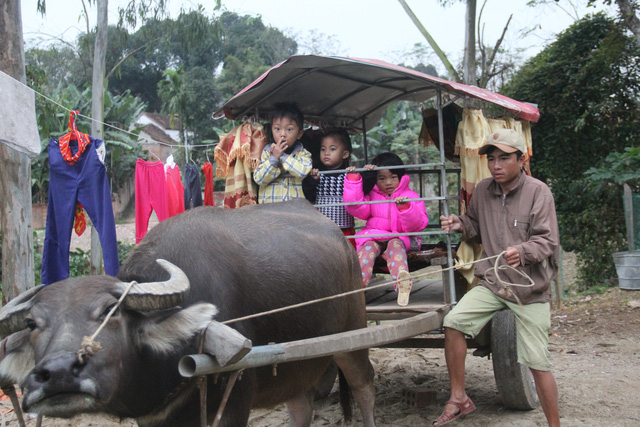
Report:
21,0,615,70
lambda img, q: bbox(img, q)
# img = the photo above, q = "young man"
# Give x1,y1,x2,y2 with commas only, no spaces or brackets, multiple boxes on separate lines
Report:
436,128,560,426
253,102,312,204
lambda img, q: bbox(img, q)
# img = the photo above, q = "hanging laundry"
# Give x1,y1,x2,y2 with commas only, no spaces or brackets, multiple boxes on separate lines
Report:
58,112,91,236
0,69,41,156
455,108,493,211
183,163,203,209
202,162,215,206
453,108,493,290
165,155,185,217
41,119,119,285
214,121,266,208
135,159,169,243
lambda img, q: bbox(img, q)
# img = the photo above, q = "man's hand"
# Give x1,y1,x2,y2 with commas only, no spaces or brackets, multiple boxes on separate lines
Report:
504,247,521,268
440,214,462,232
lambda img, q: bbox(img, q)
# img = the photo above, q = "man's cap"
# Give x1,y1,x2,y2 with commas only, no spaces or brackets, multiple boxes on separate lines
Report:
478,129,526,155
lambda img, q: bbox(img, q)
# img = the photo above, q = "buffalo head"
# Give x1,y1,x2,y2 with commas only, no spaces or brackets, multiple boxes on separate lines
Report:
0,260,217,419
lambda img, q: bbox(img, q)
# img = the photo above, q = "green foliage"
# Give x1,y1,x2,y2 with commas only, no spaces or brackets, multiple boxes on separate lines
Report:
584,147,640,192
67,248,92,277
215,12,297,100
118,241,135,266
504,14,640,290
351,102,440,165
28,237,135,286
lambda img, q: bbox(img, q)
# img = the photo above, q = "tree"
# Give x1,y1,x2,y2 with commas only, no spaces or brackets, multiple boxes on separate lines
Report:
536,0,640,48
158,67,190,145
613,0,640,45
0,0,35,302
504,13,640,289
397,0,514,88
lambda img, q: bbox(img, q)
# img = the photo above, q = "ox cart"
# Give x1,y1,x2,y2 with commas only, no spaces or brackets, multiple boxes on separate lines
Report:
189,55,542,420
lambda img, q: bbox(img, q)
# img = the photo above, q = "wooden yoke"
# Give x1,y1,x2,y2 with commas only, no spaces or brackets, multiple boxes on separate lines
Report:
202,321,252,366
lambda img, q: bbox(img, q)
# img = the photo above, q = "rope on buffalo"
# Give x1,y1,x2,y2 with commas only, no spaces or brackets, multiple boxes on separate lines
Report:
222,250,534,325
76,281,137,364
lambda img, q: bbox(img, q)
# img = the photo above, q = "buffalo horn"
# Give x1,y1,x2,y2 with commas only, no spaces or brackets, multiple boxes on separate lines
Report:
0,285,45,338
121,259,190,311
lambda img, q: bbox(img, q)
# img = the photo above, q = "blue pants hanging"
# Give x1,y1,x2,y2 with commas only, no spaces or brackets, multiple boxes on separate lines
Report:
183,163,203,210
42,137,119,285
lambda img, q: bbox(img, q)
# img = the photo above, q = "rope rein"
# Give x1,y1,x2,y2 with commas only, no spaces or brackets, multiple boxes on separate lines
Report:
76,281,137,364
75,251,535,358
483,251,535,306
222,250,534,325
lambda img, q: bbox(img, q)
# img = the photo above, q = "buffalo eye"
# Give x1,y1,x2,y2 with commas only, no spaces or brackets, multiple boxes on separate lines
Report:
99,303,120,321
25,318,37,331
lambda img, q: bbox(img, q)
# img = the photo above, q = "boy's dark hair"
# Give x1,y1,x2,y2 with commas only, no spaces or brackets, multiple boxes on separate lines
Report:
363,152,406,194
269,102,304,130
322,128,352,168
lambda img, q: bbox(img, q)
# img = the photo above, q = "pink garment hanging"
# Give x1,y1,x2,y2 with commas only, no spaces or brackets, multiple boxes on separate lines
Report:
165,164,185,217
135,159,169,243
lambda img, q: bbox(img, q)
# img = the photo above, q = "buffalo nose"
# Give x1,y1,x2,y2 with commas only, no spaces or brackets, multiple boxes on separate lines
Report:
31,353,84,385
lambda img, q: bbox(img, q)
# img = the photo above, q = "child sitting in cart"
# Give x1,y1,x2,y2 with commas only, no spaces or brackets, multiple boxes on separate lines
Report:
254,102,312,203
302,128,356,247
344,152,429,306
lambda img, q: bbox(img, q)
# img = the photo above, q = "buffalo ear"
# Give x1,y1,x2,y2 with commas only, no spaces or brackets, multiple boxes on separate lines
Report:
136,303,218,355
0,329,35,386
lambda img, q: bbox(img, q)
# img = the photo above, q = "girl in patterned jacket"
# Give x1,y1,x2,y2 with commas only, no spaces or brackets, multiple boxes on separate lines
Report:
344,152,429,306
302,128,356,247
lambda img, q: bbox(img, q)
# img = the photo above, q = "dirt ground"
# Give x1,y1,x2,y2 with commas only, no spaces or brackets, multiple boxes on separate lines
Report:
4,222,640,426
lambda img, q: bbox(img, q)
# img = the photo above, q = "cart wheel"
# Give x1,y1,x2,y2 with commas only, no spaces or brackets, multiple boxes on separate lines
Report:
491,310,540,410
314,362,338,400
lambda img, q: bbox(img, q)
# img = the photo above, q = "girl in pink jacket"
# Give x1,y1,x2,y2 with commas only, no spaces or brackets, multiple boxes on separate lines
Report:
344,152,429,306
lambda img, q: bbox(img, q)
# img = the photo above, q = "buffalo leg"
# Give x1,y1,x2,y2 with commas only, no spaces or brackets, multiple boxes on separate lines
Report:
334,350,376,427
285,388,315,427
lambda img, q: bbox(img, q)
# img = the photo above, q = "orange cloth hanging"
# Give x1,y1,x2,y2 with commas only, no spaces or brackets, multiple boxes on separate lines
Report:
59,111,91,236
59,111,91,165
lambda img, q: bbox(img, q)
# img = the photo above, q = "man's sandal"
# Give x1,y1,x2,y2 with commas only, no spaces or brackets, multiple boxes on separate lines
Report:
433,397,476,426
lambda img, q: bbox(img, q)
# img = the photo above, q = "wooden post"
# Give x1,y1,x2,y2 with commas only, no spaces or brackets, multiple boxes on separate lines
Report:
90,0,109,275
0,0,35,302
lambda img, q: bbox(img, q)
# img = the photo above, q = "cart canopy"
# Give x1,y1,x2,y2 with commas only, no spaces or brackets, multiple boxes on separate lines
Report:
213,55,540,131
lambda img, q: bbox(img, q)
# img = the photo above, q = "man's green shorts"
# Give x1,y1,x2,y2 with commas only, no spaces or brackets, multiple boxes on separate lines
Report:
443,285,552,371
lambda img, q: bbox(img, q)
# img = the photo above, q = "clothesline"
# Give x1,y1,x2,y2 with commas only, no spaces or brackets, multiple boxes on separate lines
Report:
7,70,216,149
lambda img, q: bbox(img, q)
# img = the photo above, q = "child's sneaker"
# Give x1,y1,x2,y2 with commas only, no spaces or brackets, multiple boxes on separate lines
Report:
396,270,412,306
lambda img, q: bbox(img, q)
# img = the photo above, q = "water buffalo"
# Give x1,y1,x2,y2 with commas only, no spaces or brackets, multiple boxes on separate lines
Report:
0,199,376,426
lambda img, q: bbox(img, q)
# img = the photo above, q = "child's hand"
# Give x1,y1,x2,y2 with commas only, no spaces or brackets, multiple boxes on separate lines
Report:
310,168,320,180
364,164,376,171
271,141,288,159
395,196,410,211
394,196,408,206
346,166,360,181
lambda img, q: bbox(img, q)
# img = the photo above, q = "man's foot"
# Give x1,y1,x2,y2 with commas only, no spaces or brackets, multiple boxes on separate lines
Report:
396,270,412,306
433,397,476,426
